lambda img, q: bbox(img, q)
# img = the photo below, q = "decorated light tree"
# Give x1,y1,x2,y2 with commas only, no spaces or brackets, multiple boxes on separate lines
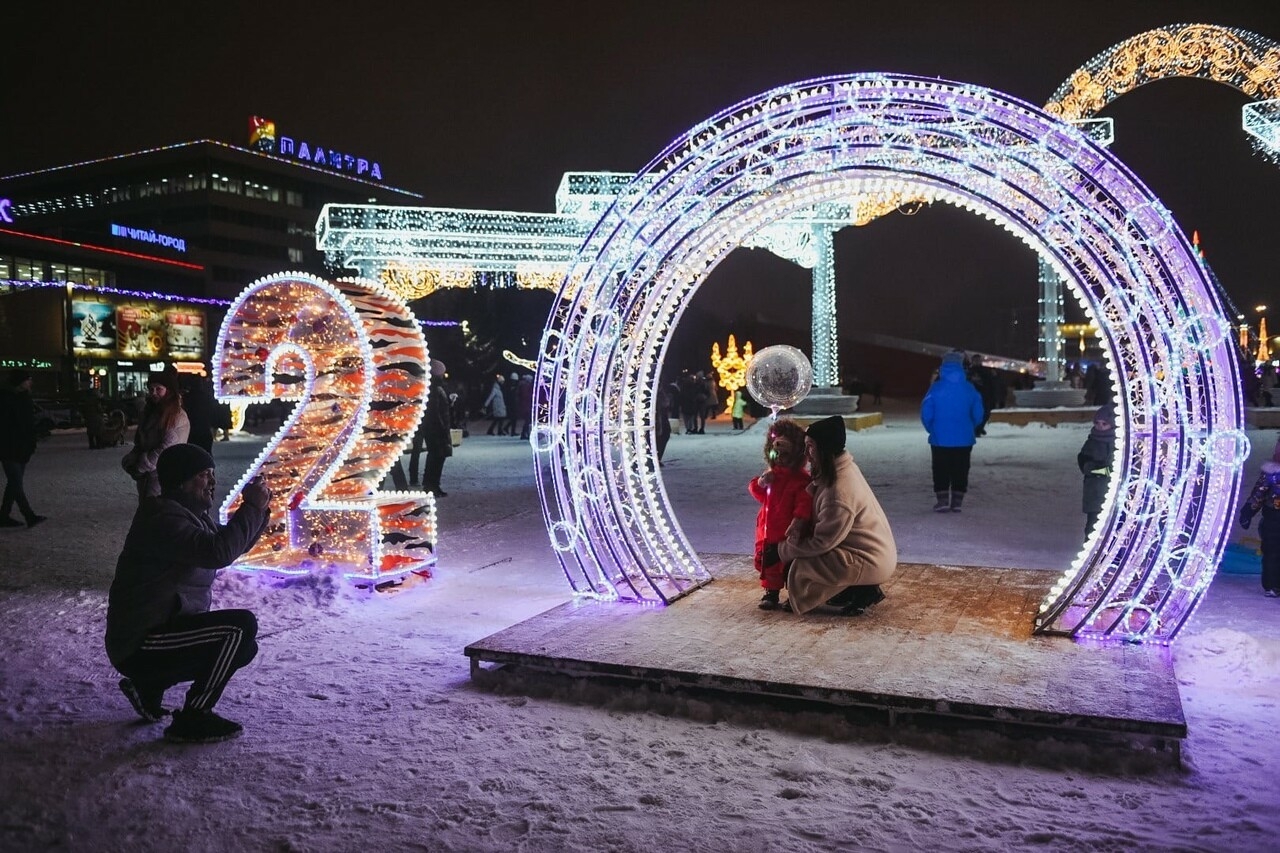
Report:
710,334,753,415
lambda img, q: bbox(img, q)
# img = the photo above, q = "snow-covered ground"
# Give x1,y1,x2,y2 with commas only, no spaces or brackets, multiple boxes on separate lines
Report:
2,401,1278,852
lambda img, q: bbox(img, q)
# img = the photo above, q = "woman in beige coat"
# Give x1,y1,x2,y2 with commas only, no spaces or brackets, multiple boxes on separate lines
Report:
772,415,897,615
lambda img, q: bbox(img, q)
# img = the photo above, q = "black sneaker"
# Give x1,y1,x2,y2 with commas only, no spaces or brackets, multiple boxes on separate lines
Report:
164,709,244,744
840,586,886,616
26,515,48,528
825,587,858,607
0,517,22,528
119,677,167,722
758,589,780,610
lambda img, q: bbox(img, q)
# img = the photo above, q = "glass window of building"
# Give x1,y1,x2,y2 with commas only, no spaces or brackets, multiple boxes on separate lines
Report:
50,263,67,281
15,258,43,280
0,255,12,279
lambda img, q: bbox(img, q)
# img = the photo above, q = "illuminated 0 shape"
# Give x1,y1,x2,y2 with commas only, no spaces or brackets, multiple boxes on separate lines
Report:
710,335,753,414
534,74,1245,644
215,272,436,579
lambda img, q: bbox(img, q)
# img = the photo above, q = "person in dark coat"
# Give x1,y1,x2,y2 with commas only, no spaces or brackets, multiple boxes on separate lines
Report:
411,360,454,496
0,370,46,528
179,375,218,453
921,350,985,512
967,354,996,437
1077,403,1117,536
654,382,674,464
516,375,534,441
106,443,271,743
1239,435,1280,598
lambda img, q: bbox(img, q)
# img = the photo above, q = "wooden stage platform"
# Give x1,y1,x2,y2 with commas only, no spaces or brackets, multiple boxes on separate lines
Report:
465,556,1186,758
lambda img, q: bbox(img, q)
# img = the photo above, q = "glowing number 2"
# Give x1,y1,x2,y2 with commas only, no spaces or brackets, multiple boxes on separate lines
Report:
214,272,436,579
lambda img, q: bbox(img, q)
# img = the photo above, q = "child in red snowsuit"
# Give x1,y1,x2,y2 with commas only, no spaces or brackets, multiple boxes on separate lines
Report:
748,418,812,610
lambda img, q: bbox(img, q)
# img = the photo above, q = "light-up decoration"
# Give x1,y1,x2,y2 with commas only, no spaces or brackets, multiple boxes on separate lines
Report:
1258,316,1271,364
710,335,753,414
0,277,230,306
503,350,538,372
533,73,1244,645
214,272,436,580
1034,24,1280,383
1045,23,1280,131
317,180,917,388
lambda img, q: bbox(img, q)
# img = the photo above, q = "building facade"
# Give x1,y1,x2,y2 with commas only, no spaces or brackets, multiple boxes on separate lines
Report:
0,126,423,400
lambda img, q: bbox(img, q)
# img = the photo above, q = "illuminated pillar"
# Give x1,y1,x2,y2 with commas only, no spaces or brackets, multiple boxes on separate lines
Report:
1038,257,1065,384
811,224,839,388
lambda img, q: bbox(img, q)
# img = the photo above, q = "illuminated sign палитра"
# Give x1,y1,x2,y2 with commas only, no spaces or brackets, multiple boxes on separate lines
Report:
248,115,383,181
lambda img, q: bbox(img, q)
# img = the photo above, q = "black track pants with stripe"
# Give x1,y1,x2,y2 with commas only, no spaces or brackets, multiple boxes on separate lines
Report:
118,609,258,712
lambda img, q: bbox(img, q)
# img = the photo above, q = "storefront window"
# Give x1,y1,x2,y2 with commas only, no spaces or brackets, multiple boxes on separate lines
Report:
14,258,42,280
0,255,12,279
50,263,67,281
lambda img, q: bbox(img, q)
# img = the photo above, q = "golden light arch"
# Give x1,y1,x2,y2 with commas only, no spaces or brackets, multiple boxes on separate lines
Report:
1045,22,1280,121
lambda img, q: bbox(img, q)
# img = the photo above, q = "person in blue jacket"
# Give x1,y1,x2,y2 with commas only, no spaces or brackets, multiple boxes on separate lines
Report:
921,350,985,512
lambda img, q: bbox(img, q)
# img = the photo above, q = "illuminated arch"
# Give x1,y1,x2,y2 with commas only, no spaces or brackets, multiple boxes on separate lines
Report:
1045,22,1280,121
533,74,1246,644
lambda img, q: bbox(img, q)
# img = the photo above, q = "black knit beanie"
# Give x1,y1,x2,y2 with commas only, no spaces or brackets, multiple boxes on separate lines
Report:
806,415,846,455
157,443,215,491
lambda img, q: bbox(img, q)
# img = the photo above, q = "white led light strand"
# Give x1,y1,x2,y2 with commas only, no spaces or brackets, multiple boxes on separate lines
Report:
533,74,1244,644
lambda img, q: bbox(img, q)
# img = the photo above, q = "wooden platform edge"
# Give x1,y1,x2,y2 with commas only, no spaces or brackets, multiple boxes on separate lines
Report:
462,642,1187,742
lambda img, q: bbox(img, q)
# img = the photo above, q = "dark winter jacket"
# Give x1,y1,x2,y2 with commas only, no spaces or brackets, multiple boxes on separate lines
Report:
1077,432,1116,514
0,386,38,463
921,362,984,447
105,491,269,667
419,383,453,455
1240,461,1280,541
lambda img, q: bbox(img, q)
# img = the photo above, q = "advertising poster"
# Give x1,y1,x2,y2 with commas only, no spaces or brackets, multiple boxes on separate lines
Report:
70,300,117,353
116,304,165,358
164,309,205,359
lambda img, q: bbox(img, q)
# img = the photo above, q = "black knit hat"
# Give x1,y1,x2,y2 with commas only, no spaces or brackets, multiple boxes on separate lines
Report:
805,415,846,455
157,443,215,491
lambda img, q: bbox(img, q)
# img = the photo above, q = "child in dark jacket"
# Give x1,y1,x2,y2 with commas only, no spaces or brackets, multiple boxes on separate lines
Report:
1238,436,1280,597
748,418,812,610
1077,403,1117,536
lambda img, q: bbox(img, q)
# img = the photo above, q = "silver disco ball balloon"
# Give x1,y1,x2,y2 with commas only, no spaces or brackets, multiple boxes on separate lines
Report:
745,345,813,413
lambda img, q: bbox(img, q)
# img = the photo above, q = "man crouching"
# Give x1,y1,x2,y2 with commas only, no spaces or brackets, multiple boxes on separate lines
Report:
106,443,271,743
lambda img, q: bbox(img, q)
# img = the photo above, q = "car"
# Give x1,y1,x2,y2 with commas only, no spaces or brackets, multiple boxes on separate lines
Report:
32,399,81,435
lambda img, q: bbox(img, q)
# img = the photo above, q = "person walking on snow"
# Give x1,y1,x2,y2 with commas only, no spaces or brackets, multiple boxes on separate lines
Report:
0,370,46,528
921,350,984,512
1239,435,1280,597
483,374,508,435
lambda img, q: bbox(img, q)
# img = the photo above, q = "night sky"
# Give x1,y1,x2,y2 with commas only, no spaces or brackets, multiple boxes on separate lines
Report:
6,0,1280,360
